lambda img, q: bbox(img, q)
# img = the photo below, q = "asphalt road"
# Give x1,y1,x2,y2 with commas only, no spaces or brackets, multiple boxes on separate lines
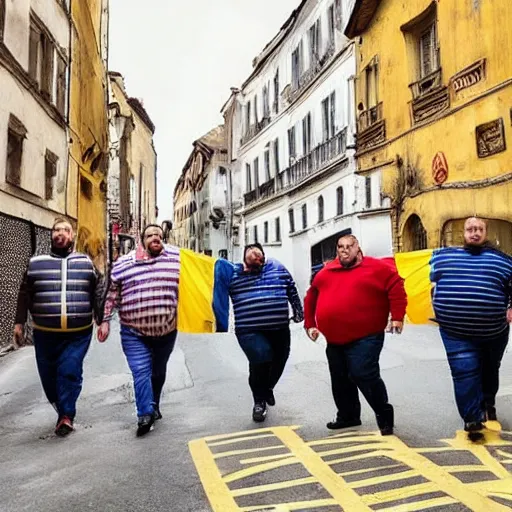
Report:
0,321,511,512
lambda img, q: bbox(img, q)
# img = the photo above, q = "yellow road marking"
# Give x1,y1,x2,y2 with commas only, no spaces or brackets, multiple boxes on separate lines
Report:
338,463,403,477
223,457,300,483
209,434,278,447
231,476,317,497
240,453,296,465
203,426,300,442
308,435,385,446
272,426,373,511
349,469,419,489
377,496,459,512
241,498,337,511
383,435,510,511
188,438,240,512
213,445,288,459
361,482,440,506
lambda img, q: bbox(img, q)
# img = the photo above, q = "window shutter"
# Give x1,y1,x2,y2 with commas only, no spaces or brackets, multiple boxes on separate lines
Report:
56,54,67,116
41,37,54,100
29,24,40,81
330,91,336,137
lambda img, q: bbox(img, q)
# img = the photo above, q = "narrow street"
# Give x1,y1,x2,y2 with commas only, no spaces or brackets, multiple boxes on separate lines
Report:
1,322,511,512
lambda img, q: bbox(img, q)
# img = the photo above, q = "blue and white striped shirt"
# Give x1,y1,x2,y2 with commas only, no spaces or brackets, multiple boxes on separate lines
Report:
430,246,512,338
229,258,303,332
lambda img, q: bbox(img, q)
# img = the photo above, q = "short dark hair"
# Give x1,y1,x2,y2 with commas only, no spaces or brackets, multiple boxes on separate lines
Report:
142,224,163,239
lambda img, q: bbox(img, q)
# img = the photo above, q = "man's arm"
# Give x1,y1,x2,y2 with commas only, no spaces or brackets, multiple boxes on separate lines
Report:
91,265,107,325
285,272,304,322
15,269,30,326
102,274,120,323
385,267,407,322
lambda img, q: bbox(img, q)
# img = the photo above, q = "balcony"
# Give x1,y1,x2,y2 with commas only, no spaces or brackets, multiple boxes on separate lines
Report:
409,69,450,124
356,103,386,152
244,179,276,208
277,128,347,192
240,116,271,146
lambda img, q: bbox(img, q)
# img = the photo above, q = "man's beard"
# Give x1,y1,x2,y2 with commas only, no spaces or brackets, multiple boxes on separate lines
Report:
51,240,74,257
464,241,489,254
147,245,163,257
339,256,358,268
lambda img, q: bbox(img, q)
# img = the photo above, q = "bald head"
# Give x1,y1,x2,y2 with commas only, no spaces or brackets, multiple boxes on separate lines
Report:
464,217,487,247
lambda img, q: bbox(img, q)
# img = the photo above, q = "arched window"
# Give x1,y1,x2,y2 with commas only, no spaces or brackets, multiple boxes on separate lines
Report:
318,195,324,223
336,186,344,216
403,214,427,251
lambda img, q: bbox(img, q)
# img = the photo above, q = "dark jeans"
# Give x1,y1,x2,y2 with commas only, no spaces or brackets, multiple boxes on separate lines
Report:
440,327,509,424
120,325,177,418
236,328,291,403
326,332,391,422
33,328,92,419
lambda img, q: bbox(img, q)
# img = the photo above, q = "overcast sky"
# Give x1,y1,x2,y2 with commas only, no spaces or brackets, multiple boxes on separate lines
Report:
108,0,300,221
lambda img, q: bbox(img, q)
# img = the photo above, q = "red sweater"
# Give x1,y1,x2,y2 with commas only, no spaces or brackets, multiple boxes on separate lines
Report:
304,257,407,345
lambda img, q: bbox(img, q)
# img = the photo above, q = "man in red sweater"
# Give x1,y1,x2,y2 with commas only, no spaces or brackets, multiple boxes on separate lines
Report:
304,234,407,435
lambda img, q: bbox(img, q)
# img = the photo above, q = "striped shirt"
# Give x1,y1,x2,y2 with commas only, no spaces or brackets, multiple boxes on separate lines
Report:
430,246,512,338
104,245,180,337
229,258,303,332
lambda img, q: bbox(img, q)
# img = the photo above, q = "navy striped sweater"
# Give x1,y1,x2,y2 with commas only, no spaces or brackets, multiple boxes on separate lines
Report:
229,258,303,332
430,246,512,338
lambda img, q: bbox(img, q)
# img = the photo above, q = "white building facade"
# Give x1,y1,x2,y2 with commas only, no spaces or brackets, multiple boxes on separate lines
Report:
230,0,392,297
0,0,71,347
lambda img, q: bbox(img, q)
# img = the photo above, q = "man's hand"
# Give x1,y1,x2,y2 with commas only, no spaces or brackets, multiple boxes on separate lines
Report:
306,327,320,342
507,309,512,323
13,324,23,347
387,320,403,334
292,313,304,324
97,322,110,343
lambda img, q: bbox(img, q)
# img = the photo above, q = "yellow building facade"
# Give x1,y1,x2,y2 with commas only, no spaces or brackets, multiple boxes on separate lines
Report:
68,0,109,269
346,0,512,252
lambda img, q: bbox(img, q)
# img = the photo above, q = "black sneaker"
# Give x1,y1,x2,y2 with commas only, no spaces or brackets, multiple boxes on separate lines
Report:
136,414,155,437
465,421,485,442
252,401,267,423
266,390,276,407
376,404,394,436
153,407,163,421
326,418,362,430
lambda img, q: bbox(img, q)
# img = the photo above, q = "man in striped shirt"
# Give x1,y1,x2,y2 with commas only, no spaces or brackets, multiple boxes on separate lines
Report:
228,244,303,422
98,225,179,437
431,217,512,440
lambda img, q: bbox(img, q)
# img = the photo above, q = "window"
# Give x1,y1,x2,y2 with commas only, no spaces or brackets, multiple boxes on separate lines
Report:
291,41,304,89
253,157,260,189
218,249,228,259
318,195,324,223
253,225,258,243
302,113,312,154
245,100,251,132
264,221,269,244
0,0,5,40
264,146,271,181
253,95,259,124
28,15,67,114
275,217,281,242
419,23,439,78
322,91,336,141
365,61,379,110
365,175,372,208
288,208,295,233
273,138,280,174
246,163,252,191
328,4,336,45
288,127,296,160
45,150,58,200
336,186,344,215
6,115,26,187
273,69,280,113
309,19,321,65
262,84,270,119
301,204,308,230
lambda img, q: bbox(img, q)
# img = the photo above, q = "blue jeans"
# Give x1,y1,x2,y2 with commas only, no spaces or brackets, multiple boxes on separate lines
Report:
120,325,177,418
326,332,392,423
440,327,509,424
33,328,92,419
236,328,291,402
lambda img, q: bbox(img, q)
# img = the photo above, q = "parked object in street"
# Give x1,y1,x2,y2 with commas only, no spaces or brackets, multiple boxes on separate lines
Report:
224,243,304,423
430,217,512,441
304,234,407,436
13,219,104,437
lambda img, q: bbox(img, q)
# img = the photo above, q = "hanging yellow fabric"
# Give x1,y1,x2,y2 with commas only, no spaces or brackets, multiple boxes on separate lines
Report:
394,249,435,324
177,249,216,333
